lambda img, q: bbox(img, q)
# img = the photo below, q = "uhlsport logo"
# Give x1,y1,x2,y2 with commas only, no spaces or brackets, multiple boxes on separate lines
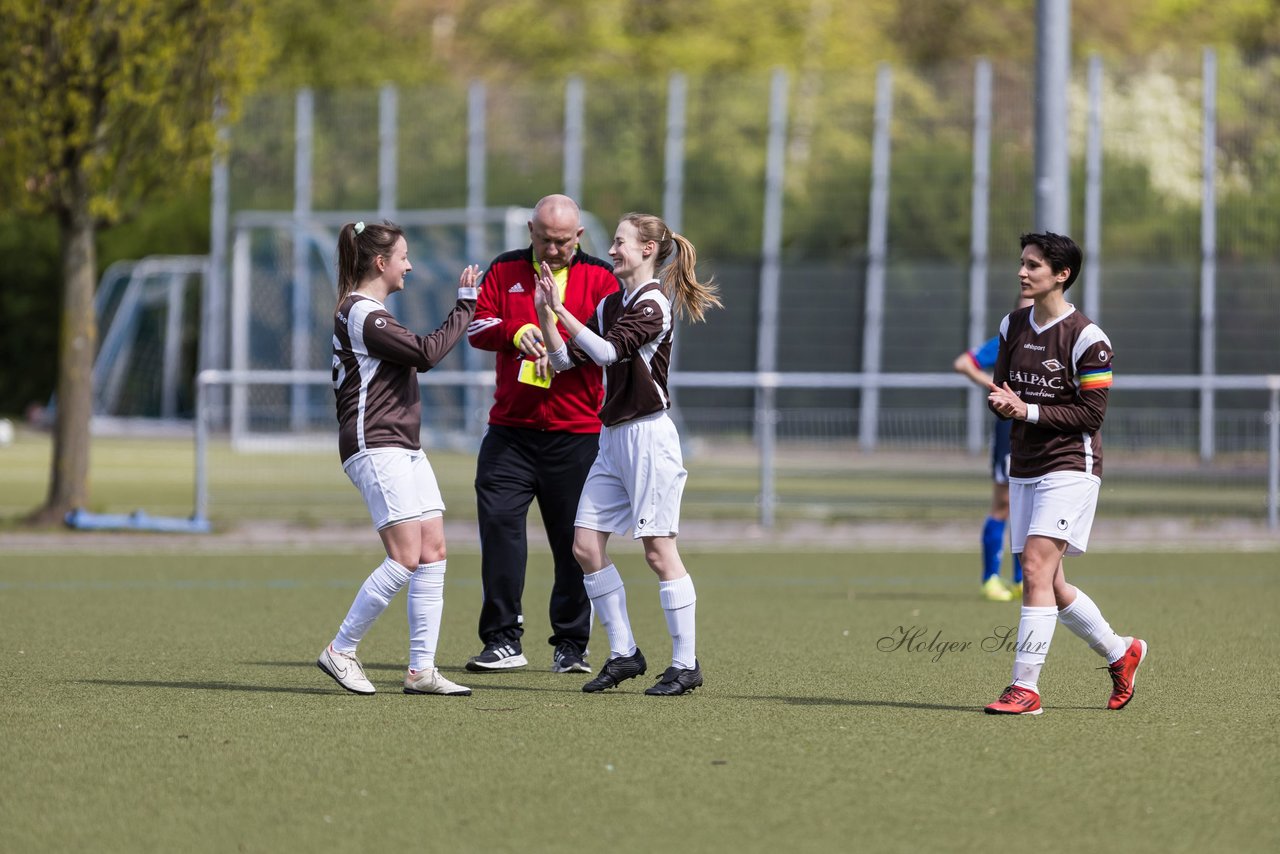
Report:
374,318,387,328
1042,359,1065,372
1057,518,1069,531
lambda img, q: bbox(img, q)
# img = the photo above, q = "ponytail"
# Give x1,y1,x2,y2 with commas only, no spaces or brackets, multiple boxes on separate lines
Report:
664,231,721,324
620,212,722,324
335,220,405,311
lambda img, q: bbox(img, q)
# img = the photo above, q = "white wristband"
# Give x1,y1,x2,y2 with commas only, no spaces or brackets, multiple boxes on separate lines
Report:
1025,403,1040,424
457,287,478,301
548,344,573,372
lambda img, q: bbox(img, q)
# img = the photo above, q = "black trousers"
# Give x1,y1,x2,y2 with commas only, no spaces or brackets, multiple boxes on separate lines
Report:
474,424,600,652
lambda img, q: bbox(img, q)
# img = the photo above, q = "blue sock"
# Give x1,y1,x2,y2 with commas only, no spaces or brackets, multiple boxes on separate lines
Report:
981,516,1005,582
1012,552,1023,584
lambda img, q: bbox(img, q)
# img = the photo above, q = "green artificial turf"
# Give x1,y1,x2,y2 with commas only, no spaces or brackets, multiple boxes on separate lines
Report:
1,548,1276,853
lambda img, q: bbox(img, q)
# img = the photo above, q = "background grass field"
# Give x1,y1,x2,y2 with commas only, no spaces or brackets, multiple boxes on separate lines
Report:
0,430,1271,528
2,544,1277,853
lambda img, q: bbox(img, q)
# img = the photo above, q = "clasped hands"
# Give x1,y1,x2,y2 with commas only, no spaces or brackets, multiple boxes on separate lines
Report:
987,381,1027,420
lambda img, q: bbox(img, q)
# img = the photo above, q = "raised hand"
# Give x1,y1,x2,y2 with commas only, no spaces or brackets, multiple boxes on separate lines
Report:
537,261,563,313
533,277,551,316
458,264,481,299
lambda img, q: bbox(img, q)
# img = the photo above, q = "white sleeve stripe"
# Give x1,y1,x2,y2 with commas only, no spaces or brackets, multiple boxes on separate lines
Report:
634,292,672,407
1072,323,1112,367
349,301,376,355
345,301,382,452
998,313,1011,339
467,317,502,336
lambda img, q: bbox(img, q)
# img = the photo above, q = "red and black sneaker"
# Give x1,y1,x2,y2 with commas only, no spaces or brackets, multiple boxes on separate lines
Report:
1105,637,1148,710
984,684,1043,715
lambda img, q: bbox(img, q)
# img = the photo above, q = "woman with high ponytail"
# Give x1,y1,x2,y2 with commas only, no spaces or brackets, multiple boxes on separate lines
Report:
531,211,722,696
318,219,482,698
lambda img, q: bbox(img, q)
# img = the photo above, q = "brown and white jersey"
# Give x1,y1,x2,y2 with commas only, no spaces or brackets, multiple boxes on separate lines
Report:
567,279,673,427
332,292,475,464
991,305,1114,480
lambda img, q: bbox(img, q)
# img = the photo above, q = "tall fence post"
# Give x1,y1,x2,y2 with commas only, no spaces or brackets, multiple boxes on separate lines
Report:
966,58,992,454
564,76,584,202
664,73,689,426
378,84,398,219
290,88,314,433
230,227,251,442
1269,380,1279,531
1200,47,1218,462
1034,0,1071,233
1084,55,1103,322
860,63,892,452
204,102,229,429
756,68,789,529
663,73,687,235
465,81,488,434
195,372,210,523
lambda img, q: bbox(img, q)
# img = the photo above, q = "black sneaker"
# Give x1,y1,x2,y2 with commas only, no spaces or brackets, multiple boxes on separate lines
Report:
582,648,646,692
644,660,703,696
551,643,591,674
465,641,528,672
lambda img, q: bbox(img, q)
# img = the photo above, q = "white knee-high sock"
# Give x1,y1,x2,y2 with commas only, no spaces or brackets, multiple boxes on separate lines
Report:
1057,587,1127,663
658,574,697,669
407,561,447,672
1011,605,1058,691
333,557,413,653
582,565,636,659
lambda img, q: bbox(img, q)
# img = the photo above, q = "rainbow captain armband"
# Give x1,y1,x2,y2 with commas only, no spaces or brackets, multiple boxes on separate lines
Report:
1079,368,1113,390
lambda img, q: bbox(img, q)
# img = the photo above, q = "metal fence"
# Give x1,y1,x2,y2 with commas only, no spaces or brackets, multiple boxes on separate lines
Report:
176,51,1280,527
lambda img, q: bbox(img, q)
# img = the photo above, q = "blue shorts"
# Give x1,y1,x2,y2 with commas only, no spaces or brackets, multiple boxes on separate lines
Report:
991,419,1012,485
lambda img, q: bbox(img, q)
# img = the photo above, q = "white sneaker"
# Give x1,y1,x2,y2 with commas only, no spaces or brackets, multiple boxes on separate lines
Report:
403,667,472,696
317,645,375,695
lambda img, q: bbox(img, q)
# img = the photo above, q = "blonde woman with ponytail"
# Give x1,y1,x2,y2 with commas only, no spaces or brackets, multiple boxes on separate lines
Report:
318,220,480,698
533,212,721,696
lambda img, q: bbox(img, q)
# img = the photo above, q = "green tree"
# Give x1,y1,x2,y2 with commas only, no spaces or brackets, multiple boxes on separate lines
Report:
0,0,267,525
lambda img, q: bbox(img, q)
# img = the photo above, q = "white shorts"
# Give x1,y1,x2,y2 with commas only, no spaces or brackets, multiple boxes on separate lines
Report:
343,447,444,532
575,412,687,539
1009,471,1100,556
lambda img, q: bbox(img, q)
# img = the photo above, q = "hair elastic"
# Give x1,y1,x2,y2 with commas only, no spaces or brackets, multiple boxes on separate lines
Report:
354,221,365,234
